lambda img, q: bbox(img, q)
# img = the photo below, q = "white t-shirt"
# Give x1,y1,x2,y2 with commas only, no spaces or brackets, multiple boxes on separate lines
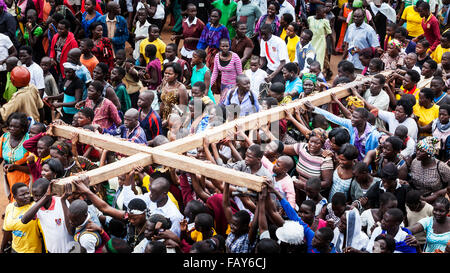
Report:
401,137,416,158
363,90,390,111
378,110,419,142
36,196,74,253
367,226,410,253
244,68,267,95
260,35,289,71
0,33,13,71
24,62,45,90
277,1,296,22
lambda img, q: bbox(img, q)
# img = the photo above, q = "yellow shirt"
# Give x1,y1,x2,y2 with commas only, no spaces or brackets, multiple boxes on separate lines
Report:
430,45,450,63
139,38,166,65
401,6,425,38
338,0,348,8
142,175,180,211
413,103,439,136
396,85,420,101
3,202,43,253
286,35,300,62
279,28,287,41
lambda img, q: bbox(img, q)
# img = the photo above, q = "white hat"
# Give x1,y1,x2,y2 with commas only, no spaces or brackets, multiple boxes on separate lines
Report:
275,220,304,245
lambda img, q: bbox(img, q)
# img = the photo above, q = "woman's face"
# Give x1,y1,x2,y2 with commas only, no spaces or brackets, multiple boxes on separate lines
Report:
50,149,68,166
373,239,389,253
415,43,427,55
432,203,449,222
387,44,399,57
93,25,103,38
210,11,220,25
85,0,94,12
439,109,450,124
330,137,340,152
163,67,178,83
93,66,105,81
219,40,230,54
386,26,396,37
303,79,315,94
337,154,353,168
64,68,76,80
236,23,247,37
37,140,50,158
77,113,92,127
394,105,407,122
285,25,295,38
14,186,31,206
137,9,147,22
267,4,277,17
415,148,430,161
41,164,55,180
87,85,100,101
359,55,371,68
382,142,396,159
298,204,315,224
308,136,323,154
8,119,25,138
191,53,202,66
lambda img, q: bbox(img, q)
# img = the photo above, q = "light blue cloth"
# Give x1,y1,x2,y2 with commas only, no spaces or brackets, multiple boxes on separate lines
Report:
285,77,303,99
313,107,381,158
344,22,380,70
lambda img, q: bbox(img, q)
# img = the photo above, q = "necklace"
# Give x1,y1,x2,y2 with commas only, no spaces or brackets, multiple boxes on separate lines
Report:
134,225,145,243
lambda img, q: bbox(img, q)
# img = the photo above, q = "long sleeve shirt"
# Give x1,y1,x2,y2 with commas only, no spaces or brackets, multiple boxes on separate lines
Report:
422,15,441,52
210,52,242,86
23,132,50,182
103,124,147,144
280,198,336,253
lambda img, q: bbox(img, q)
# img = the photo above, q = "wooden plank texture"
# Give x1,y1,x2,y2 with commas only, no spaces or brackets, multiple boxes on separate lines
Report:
156,72,391,154
51,153,154,195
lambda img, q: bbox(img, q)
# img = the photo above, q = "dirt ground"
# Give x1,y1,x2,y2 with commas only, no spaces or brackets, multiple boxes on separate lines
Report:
0,21,342,237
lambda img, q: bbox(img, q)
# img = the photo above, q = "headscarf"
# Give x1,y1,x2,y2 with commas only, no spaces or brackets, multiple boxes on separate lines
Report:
308,128,328,144
346,96,364,108
332,208,369,253
0,0,7,12
302,73,317,84
416,136,441,156
388,39,402,50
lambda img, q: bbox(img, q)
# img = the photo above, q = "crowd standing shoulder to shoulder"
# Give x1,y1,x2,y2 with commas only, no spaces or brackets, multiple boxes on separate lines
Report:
0,0,449,255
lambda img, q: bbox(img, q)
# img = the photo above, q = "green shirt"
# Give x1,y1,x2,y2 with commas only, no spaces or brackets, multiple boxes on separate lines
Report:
212,0,237,39
236,1,262,37
3,72,17,101
115,83,132,113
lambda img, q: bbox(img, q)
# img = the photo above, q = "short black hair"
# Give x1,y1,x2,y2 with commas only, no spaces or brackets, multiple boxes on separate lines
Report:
58,19,71,29
434,196,450,211
394,26,408,38
424,59,438,70
301,199,317,213
145,44,157,58
12,183,28,196
417,38,430,48
256,239,281,254
396,98,414,116
19,45,33,55
406,189,422,205
302,29,313,39
248,144,264,158
421,87,435,101
374,234,396,253
78,107,95,121
440,103,450,115
354,107,370,120
42,158,65,179
380,162,398,180
146,240,167,253
317,227,334,242
192,81,206,92
369,58,385,71
374,74,386,85
338,143,359,160
328,128,350,146
386,208,404,223
331,192,347,206
281,13,294,23
385,136,404,152
283,62,299,74
269,82,285,94
7,112,29,131
379,191,397,206
193,49,207,60
406,69,421,83
164,62,182,77
338,60,355,74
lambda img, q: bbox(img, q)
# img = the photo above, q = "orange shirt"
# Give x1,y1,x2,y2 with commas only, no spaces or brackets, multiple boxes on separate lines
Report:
80,54,99,77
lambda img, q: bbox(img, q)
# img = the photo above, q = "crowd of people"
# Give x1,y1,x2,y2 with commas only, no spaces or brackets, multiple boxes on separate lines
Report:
0,0,449,254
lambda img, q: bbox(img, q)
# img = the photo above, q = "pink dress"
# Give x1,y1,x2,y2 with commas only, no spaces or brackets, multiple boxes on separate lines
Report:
85,98,122,129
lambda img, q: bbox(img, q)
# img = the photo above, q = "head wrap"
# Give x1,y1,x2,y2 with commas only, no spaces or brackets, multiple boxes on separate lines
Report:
63,62,79,71
346,96,364,108
50,141,71,156
302,73,317,84
388,39,402,50
105,239,119,253
416,136,441,156
353,0,363,8
308,128,328,144
0,0,7,11
276,220,304,245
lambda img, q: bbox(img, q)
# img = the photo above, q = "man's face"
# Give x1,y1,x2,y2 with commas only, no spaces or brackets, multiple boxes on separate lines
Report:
350,111,364,128
380,212,398,231
370,77,382,94
300,32,311,46
402,74,414,89
353,10,364,26
19,50,32,65
124,112,137,130
57,23,68,37
149,27,159,40
249,59,259,72
237,77,250,93
165,46,176,60
244,150,260,167
31,186,46,203
37,139,50,158
405,54,417,68
421,62,433,77
381,178,396,192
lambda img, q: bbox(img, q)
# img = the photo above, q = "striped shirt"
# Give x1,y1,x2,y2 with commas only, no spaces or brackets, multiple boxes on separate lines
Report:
103,124,147,144
210,51,242,86
294,142,333,184
138,108,162,141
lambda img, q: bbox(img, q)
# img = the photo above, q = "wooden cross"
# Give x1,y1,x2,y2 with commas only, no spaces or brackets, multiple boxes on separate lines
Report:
51,71,389,195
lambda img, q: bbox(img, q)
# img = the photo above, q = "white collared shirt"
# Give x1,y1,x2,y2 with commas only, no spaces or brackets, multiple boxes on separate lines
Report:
260,35,289,71
184,17,198,28
277,0,296,21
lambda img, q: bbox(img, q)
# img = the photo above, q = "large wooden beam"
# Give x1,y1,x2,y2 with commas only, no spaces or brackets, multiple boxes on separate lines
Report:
51,126,264,192
51,152,154,195
156,71,391,154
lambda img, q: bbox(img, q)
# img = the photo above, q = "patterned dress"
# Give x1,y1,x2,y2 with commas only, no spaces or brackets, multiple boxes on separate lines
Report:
92,37,115,70
160,81,183,122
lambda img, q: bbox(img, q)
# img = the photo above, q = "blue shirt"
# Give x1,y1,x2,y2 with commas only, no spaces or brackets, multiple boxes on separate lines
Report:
344,22,380,70
75,65,92,100
223,88,260,116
